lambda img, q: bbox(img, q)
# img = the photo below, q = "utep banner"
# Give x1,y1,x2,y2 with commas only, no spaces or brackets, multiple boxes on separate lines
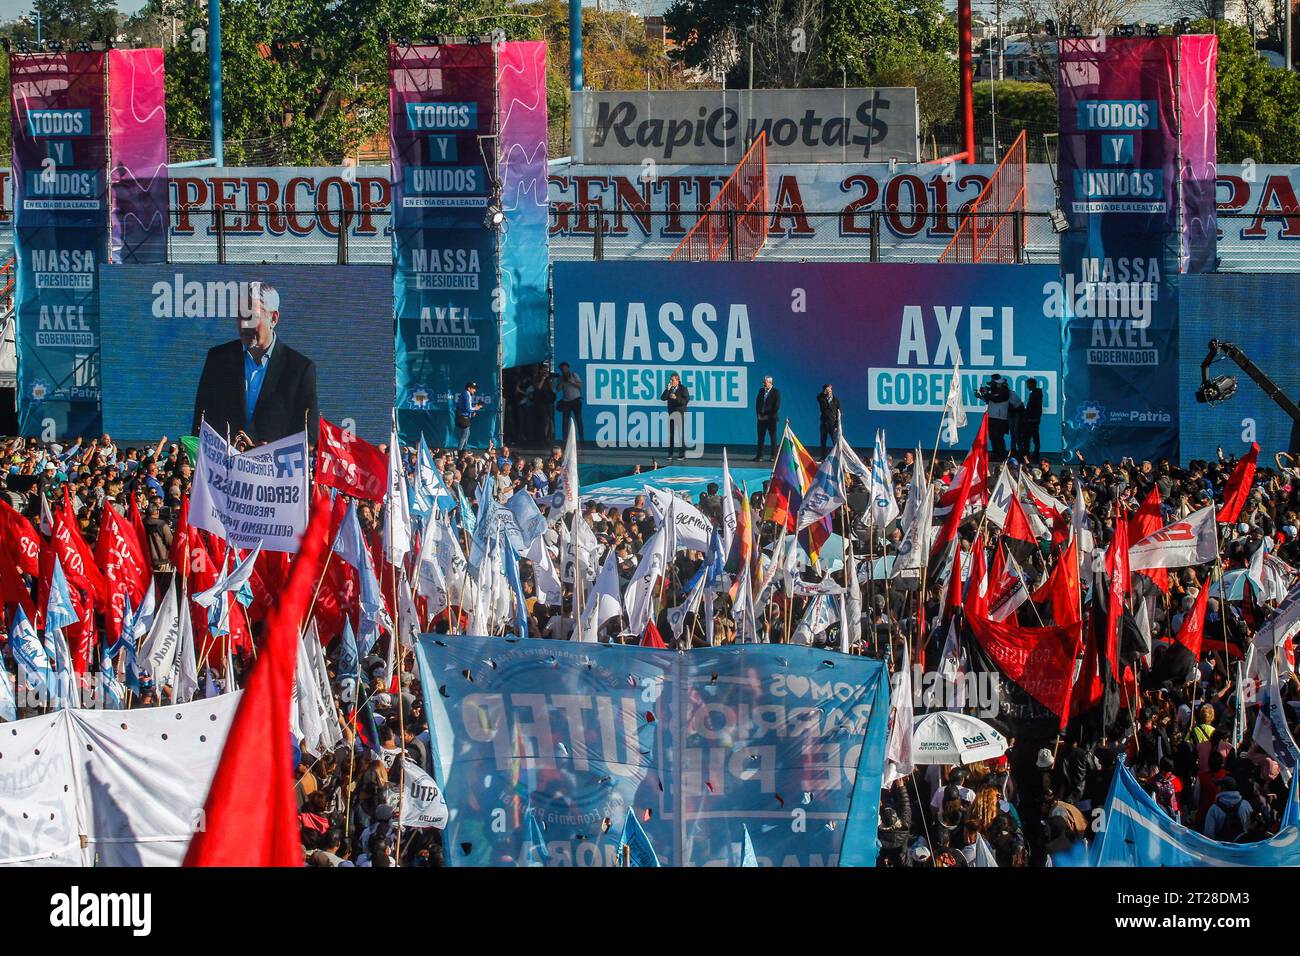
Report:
108,48,168,264
415,637,889,866
553,261,1063,454
391,43,501,449
1057,35,1217,463
11,52,109,438
496,41,549,369
1092,760,1300,866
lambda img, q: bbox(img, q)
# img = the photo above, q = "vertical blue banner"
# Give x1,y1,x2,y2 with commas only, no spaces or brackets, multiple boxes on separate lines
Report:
496,40,550,369
1057,36,1195,463
415,636,889,867
390,43,501,448
11,52,109,438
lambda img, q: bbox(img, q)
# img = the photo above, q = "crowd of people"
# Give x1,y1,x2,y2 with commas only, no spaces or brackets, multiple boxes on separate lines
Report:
1,425,1297,868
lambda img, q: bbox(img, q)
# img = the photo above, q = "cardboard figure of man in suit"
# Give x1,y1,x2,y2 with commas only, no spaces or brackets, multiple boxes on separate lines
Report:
191,281,319,447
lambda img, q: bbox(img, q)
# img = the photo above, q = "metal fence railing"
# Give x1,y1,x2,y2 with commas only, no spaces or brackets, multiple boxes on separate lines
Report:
141,206,1300,274
940,131,1028,264
552,207,1061,265
166,208,393,265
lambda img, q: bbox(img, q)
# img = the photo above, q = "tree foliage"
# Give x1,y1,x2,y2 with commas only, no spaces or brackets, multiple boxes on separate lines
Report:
163,0,534,165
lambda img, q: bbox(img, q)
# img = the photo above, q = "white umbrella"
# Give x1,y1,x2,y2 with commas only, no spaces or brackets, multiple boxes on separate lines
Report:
910,711,1008,765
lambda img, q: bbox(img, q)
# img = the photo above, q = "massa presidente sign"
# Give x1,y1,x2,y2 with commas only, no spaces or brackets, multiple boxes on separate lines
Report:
573,88,920,164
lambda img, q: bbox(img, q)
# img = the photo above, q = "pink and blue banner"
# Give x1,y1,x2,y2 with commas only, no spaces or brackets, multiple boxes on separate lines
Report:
11,52,109,437
496,40,549,369
108,48,168,264
552,261,1064,454
391,43,500,448
1057,36,1217,463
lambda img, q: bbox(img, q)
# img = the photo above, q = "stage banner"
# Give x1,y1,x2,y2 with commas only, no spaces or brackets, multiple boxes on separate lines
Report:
415,637,889,866
10,52,109,438
552,261,1063,454
1057,36,1216,463
108,48,168,264
1179,37,1217,274
497,40,549,369
390,43,500,448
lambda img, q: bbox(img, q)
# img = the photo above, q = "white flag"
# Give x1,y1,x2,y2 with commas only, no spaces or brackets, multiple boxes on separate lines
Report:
623,529,669,636
717,447,738,554
559,426,580,514
138,573,181,682
646,485,713,553
868,429,899,530
173,583,199,703
667,570,707,641
583,547,624,641
941,354,967,445
384,413,413,564
883,662,915,785
400,757,449,829
1127,505,1218,571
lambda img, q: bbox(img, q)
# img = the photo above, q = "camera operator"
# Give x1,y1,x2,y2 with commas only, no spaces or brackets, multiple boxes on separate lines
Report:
977,374,1012,459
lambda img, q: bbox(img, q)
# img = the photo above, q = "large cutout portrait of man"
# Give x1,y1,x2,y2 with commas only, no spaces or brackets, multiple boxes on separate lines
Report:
191,280,319,446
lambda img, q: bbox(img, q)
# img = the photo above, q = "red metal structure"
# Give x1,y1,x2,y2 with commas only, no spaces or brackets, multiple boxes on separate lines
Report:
669,132,768,262
0,257,13,314
938,130,1028,264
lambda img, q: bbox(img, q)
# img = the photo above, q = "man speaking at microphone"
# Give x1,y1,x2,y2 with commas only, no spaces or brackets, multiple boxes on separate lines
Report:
191,280,319,448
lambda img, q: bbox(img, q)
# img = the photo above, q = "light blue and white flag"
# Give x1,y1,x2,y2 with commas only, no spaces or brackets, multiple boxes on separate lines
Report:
868,429,899,531
9,605,52,695
618,808,661,867
46,555,80,633
740,824,758,867
0,656,16,721
194,541,263,611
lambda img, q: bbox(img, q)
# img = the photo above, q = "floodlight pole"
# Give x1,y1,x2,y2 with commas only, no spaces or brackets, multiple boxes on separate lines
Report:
959,0,975,161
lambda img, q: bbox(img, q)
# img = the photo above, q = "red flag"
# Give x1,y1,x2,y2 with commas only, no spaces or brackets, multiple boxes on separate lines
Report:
316,417,387,502
1218,443,1258,524
169,495,192,575
1129,486,1168,592
184,492,333,867
128,494,152,570
641,619,667,648
1031,539,1082,627
53,498,108,604
947,541,967,618
95,505,150,640
1103,501,1131,684
930,415,989,570
968,598,1081,730
1174,578,1212,661
0,538,35,619
0,499,40,576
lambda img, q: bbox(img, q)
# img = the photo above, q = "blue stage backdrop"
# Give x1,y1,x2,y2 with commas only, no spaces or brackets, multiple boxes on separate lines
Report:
415,637,889,867
98,264,394,442
1178,273,1300,460
552,261,1065,455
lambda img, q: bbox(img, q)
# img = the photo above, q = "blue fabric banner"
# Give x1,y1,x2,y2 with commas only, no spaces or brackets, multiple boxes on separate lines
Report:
1092,759,1300,866
390,44,501,448
11,52,109,437
414,637,890,866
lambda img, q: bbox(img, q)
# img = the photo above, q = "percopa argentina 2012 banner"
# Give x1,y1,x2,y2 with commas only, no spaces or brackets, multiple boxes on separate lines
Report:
415,637,890,866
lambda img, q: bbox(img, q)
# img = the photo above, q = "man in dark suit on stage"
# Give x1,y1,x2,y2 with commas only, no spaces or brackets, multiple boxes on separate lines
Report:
191,281,319,447
753,375,780,461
